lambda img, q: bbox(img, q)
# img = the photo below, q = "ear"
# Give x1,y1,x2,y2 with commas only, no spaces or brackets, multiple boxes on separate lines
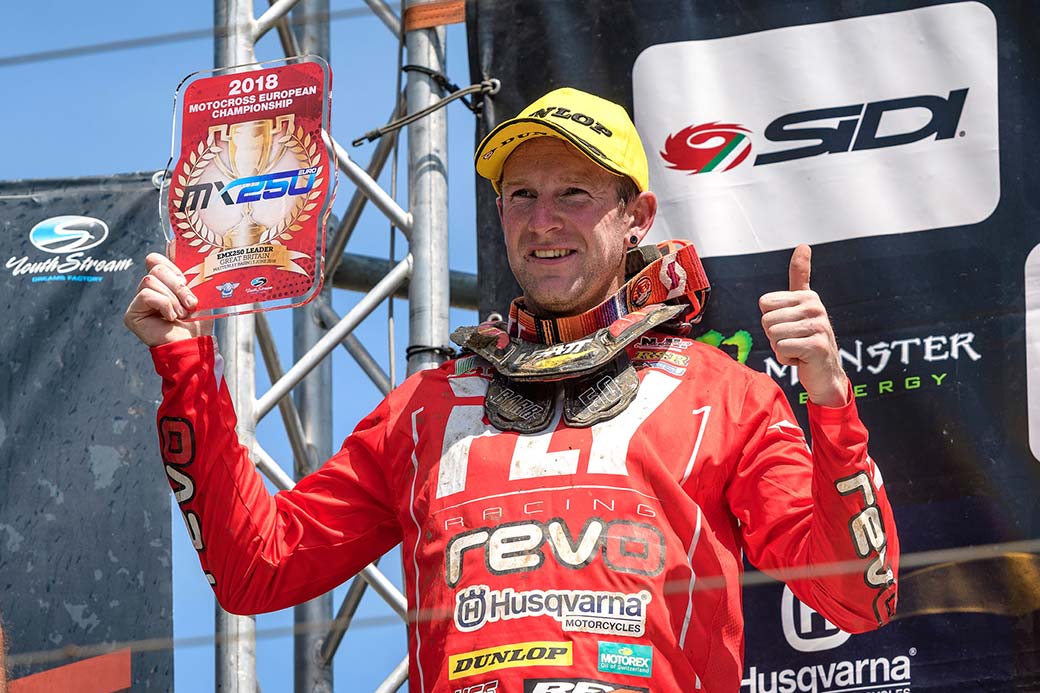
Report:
496,195,504,226
624,191,658,245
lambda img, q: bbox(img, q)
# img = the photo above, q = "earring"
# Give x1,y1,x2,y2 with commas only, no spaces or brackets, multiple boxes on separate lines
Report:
628,234,640,247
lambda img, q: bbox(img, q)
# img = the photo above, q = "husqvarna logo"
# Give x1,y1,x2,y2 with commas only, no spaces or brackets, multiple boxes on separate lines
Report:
29,216,110,254
781,586,850,652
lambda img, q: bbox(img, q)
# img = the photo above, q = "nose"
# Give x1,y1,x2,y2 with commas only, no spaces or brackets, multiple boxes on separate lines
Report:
527,194,562,236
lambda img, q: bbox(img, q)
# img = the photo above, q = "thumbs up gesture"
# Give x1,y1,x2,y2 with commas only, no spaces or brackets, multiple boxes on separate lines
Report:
759,245,850,407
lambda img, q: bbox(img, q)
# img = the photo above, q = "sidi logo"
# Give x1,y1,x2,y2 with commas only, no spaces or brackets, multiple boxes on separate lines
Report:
661,122,752,173
665,88,969,175
755,89,967,165
633,2,999,257
781,586,850,652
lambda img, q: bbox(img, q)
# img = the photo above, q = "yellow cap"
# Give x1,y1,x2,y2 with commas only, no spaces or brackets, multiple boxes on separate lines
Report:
474,87,649,194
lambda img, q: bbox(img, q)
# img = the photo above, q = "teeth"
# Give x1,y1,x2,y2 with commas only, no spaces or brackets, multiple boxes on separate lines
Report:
533,249,571,258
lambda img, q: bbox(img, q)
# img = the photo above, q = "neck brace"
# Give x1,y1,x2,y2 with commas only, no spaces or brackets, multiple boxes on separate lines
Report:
450,242,710,433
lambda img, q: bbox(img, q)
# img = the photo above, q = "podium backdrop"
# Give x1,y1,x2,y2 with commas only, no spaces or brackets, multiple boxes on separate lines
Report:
0,173,172,690
469,1,1040,690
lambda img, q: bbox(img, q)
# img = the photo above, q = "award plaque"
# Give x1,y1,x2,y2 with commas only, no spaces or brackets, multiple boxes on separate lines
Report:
160,55,335,318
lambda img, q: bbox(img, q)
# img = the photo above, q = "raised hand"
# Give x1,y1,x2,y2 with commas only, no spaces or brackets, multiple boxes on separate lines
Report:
758,244,849,407
124,252,212,347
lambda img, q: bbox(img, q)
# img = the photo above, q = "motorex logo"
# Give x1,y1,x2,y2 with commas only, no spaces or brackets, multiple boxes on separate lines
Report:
597,641,653,678
781,586,850,652
29,215,110,254
633,2,999,257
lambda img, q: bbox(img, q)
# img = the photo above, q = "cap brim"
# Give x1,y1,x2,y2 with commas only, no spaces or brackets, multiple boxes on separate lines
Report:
475,117,630,193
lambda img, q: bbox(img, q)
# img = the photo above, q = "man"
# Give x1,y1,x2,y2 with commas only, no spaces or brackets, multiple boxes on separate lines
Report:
125,87,898,692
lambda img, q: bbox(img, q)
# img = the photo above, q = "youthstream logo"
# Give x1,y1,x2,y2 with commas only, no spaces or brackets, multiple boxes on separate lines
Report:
7,215,134,283
742,651,913,693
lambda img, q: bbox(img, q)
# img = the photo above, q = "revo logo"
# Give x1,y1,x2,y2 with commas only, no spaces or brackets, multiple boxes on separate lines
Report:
781,586,850,652
445,517,665,587
663,89,968,173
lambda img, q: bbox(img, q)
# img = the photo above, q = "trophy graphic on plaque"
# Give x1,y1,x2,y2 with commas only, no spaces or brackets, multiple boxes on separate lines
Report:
210,116,295,249
161,55,335,318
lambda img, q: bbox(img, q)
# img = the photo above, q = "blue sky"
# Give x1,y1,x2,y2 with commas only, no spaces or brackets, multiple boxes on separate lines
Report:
0,2,478,690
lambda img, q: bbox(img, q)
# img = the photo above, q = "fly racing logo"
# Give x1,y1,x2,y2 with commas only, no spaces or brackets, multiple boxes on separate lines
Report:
454,585,651,636
633,2,999,257
515,338,595,366
781,586,850,652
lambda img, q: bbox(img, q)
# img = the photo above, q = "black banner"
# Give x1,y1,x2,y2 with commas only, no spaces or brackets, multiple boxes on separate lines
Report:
0,173,172,690
469,1,1040,690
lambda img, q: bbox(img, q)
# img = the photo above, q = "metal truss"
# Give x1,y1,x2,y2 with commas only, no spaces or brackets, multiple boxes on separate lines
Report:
211,0,475,689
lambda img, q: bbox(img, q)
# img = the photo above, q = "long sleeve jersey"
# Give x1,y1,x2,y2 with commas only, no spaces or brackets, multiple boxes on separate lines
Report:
152,332,898,693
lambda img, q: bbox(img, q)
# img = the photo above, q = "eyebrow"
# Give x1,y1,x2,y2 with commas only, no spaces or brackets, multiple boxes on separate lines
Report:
500,173,604,190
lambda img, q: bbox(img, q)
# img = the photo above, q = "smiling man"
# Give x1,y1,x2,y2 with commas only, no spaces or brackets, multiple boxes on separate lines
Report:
496,136,654,318
126,87,898,692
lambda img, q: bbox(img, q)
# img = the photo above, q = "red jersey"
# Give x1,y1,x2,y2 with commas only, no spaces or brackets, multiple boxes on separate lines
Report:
152,333,898,693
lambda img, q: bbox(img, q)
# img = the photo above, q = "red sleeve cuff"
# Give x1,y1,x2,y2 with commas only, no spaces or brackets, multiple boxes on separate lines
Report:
150,335,217,374
806,379,858,423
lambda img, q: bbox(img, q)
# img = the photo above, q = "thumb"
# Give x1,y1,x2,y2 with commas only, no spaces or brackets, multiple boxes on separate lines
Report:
789,244,812,292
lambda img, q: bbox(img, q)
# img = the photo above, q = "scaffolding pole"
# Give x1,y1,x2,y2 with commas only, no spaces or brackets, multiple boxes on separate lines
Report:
405,0,450,377
292,1,335,689
213,0,259,690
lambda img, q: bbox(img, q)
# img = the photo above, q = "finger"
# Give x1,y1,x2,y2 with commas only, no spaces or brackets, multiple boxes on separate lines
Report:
764,320,821,345
146,257,198,310
145,251,178,273
140,273,190,320
129,286,182,323
759,289,821,314
788,244,812,292
771,334,828,364
760,299,825,328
